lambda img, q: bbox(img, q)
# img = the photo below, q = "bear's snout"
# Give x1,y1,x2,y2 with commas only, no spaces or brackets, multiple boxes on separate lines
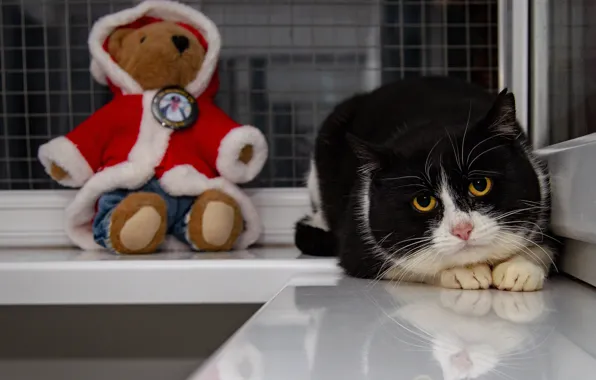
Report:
172,35,190,53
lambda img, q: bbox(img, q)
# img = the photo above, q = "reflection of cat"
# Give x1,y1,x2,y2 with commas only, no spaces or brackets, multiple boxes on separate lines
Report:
390,286,549,380
226,279,554,380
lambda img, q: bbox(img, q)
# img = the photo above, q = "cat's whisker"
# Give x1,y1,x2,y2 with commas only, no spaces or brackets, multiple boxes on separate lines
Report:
498,219,545,232
460,101,472,166
493,233,537,255
381,175,425,182
392,250,430,284
505,226,547,244
498,221,560,243
498,349,549,360
407,248,436,279
366,302,435,350
391,253,424,285
402,348,434,353
521,199,542,204
366,262,396,288
377,232,394,246
471,218,554,247
367,262,397,289
400,249,432,275
367,248,405,287
426,250,443,285
395,239,434,256
499,227,549,250
391,246,431,261
468,144,506,169
486,367,518,380
390,238,433,256
467,169,501,177
386,235,432,253
392,184,428,190
395,235,433,244
376,262,398,284
467,223,491,235
425,138,443,182
392,246,434,286
492,206,545,221
520,199,548,207
386,329,434,351
493,235,550,271
465,132,509,165
518,205,550,211
381,329,433,350
373,300,435,343
444,128,462,171
498,331,555,360
377,240,430,282
499,230,558,271
492,234,533,256
492,237,521,258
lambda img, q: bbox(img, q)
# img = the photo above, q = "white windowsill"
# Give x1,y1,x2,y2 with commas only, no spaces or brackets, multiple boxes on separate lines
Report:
0,247,340,305
0,188,339,305
0,188,310,246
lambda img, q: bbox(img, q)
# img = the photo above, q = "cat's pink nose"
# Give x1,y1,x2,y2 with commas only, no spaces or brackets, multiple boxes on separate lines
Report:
451,351,473,371
451,222,473,241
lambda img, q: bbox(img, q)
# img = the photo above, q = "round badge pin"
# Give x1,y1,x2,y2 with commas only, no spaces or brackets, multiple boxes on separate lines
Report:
151,86,199,130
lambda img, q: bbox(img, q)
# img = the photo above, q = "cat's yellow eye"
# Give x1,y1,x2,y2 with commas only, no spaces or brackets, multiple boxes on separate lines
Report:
412,194,438,213
469,177,493,197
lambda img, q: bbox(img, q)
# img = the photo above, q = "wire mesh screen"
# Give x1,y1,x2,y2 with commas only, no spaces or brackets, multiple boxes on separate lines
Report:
0,0,498,189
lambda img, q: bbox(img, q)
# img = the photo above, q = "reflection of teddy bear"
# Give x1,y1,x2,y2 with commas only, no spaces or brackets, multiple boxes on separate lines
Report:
38,1,267,254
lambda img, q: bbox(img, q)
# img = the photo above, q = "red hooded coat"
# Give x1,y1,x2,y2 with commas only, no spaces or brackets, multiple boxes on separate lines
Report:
38,1,267,250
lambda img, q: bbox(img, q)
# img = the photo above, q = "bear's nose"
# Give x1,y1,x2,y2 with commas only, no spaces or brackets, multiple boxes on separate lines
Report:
172,35,189,53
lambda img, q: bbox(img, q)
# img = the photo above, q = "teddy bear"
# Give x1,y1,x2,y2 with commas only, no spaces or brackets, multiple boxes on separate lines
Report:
38,1,267,254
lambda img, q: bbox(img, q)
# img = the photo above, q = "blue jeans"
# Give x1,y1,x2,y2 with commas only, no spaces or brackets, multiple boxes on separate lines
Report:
92,178,195,251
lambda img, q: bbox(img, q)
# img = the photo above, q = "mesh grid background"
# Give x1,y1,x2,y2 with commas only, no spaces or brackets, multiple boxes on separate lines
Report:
0,0,498,189
548,0,596,145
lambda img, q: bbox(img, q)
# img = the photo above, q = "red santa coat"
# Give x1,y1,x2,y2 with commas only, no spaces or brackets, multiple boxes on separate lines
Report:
38,1,267,250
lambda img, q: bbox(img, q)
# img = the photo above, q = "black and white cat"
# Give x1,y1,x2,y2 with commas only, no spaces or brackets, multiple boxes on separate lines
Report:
295,77,556,291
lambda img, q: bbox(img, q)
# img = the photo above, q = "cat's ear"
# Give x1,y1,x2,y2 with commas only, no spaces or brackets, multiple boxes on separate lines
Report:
346,133,387,170
482,88,519,136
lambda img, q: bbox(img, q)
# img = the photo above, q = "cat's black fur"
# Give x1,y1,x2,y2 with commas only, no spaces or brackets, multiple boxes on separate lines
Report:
296,77,552,280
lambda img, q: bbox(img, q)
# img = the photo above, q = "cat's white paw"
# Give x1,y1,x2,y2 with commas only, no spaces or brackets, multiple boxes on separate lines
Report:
492,291,546,322
439,264,492,290
440,289,492,316
492,257,546,292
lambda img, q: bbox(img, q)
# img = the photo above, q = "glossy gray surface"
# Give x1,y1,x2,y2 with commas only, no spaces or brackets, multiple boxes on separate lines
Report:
537,133,596,244
194,276,596,380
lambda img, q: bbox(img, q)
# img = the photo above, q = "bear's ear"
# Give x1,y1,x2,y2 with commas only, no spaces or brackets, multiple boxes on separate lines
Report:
107,28,134,62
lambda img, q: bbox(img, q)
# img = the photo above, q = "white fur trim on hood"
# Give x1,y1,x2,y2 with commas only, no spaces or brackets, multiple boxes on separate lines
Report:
216,125,268,183
38,137,94,188
88,0,221,97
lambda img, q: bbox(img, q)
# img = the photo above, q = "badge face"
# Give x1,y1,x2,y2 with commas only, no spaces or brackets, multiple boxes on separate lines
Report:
152,86,198,130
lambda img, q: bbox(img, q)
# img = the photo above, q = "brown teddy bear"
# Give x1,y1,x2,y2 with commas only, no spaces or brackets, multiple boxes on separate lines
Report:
38,1,267,254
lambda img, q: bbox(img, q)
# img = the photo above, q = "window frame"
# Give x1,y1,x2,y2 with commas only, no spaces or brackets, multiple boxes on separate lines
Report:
528,0,596,284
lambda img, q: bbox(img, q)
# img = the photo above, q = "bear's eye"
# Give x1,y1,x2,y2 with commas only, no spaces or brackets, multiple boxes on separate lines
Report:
140,36,146,43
